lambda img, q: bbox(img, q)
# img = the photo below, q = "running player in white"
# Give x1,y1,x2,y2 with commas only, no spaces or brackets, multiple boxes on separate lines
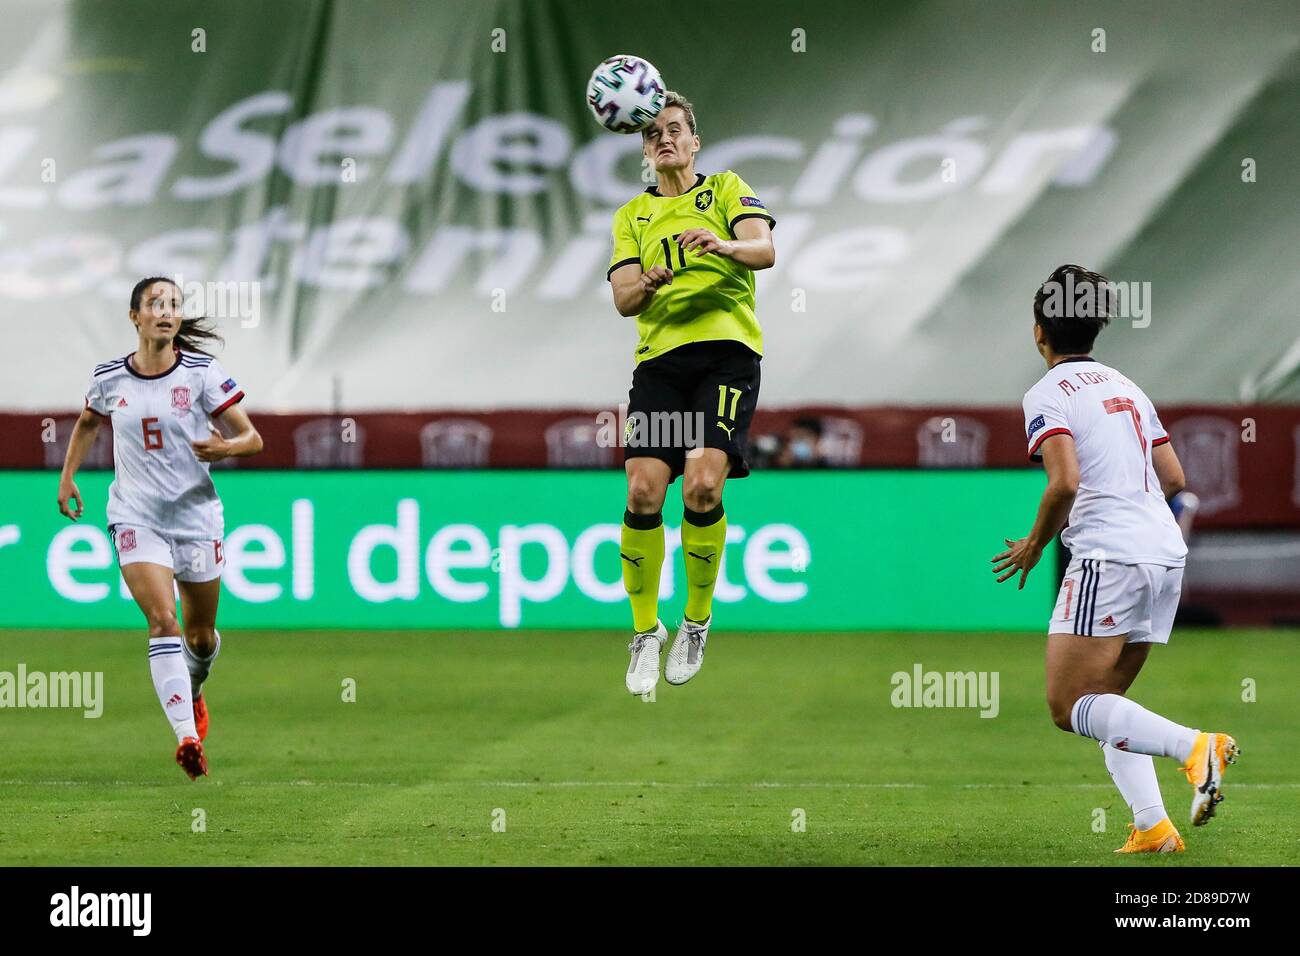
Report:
993,264,1237,853
57,277,263,780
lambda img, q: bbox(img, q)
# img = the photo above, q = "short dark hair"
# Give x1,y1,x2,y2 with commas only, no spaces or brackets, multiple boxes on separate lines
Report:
1032,264,1113,354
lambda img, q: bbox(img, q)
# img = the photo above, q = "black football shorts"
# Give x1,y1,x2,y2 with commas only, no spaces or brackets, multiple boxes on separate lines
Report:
623,339,761,482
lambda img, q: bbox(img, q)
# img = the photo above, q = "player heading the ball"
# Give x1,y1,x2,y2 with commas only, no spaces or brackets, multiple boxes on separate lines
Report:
605,91,776,696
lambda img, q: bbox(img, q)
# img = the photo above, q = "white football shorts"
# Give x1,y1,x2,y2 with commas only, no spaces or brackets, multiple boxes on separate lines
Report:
1049,556,1183,644
110,524,225,583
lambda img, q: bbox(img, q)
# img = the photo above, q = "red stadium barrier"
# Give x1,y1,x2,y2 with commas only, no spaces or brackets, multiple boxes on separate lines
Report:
5,405,1297,528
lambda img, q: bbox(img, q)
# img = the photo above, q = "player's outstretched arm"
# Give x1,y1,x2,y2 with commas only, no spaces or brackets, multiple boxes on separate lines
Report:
191,404,264,463
57,407,102,520
1152,442,1186,501
991,434,1079,589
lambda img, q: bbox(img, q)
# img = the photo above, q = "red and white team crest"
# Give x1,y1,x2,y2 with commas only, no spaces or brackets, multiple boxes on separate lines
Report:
117,528,137,553
171,386,192,411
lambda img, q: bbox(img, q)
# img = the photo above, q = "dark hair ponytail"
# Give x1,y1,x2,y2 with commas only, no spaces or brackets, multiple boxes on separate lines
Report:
173,317,223,356
129,275,223,356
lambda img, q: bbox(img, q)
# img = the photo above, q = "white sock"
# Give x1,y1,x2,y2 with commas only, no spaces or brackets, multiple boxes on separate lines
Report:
149,637,197,742
181,630,221,698
1101,741,1167,830
1071,693,1197,762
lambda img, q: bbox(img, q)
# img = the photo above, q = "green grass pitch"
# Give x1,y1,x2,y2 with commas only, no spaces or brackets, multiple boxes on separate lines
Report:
0,628,1295,865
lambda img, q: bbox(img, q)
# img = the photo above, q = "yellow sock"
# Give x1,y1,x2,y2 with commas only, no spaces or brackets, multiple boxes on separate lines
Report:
681,503,726,622
621,510,665,633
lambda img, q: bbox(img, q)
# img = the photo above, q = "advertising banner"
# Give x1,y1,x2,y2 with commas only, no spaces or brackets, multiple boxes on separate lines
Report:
0,470,1054,630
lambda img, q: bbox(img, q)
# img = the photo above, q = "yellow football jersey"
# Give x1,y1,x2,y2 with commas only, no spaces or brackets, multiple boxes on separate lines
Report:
606,170,774,364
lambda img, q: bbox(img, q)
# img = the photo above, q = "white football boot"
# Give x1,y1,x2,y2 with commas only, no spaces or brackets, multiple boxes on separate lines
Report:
665,616,710,685
625,620,667,696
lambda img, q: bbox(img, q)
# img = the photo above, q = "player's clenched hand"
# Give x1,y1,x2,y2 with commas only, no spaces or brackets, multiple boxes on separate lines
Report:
639,265,673,294
57,479,83,521
678,228,731,257
991,536,1042,590
191,426,233,463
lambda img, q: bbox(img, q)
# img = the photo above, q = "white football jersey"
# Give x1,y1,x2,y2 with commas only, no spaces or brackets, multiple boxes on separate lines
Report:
1023,357,1186,567
85,350,245,539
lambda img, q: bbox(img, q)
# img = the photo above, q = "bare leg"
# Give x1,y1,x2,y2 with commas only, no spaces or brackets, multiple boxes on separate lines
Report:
121,562,180,638
1044,633,1139,731
178,578,222,702
625,457,670,515
680,447,730,513
178,578,221,657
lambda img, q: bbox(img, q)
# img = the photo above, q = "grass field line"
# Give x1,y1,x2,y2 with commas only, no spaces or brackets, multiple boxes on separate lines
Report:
2,779,1297,790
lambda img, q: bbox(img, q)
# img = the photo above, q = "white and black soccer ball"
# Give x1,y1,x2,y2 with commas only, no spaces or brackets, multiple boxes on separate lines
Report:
586,54,666,134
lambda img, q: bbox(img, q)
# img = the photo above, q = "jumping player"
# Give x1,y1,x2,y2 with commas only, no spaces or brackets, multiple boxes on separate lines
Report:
57,277,263,780
606,92,775,695
992,264,1238,853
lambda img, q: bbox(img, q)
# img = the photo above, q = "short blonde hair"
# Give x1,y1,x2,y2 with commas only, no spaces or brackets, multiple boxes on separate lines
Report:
645,90,697,138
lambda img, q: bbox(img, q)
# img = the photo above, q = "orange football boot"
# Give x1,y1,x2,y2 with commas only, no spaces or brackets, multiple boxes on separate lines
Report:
193,693,209,741
1182,732,1239,826
1115,817,1185,853
175,736,208,780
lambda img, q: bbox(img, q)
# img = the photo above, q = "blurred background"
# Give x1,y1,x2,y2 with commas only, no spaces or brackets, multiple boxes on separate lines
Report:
1,0,1298,629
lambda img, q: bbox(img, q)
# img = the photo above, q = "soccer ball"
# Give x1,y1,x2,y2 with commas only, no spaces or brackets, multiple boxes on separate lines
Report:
586,54,666,134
